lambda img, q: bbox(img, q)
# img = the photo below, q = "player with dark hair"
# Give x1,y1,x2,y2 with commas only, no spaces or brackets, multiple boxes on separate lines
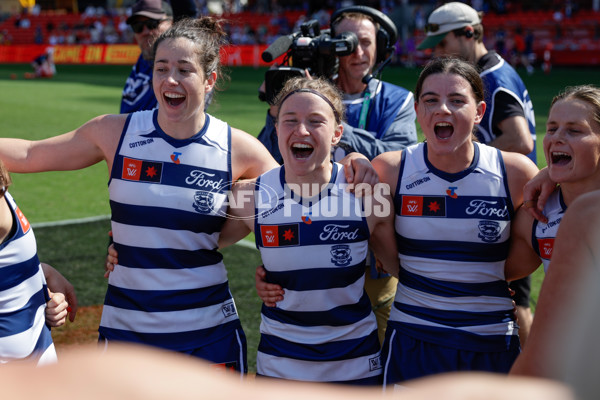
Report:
0,17,276,373
120,0,199,113
374,57,538,385
2,16,376,372
418,2,538,345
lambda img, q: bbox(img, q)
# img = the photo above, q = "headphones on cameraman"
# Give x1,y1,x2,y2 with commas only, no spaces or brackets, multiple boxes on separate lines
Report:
330,5,398,65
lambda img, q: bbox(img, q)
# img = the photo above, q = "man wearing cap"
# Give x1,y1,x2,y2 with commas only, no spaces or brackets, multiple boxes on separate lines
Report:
121,0,173,114
417,2,536,349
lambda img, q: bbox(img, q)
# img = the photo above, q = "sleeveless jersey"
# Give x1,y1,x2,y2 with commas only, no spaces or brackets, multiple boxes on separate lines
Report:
533,189,566,273
0,192,55,365
102,109,243,352
478,53,537,164
254,164,382,384
389,142,518,352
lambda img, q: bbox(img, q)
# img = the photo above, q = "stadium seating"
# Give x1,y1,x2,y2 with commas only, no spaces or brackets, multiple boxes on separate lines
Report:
0,8,599,65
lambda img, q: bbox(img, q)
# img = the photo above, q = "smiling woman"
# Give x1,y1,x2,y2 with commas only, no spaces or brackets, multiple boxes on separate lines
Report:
505,85,600,281
222,76,399,385
0,16,279,373
370,57,540,386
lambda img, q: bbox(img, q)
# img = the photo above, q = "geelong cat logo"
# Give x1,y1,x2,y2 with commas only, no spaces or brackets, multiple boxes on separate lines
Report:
193,191,214,213
478,220,502,243
330,244,352,266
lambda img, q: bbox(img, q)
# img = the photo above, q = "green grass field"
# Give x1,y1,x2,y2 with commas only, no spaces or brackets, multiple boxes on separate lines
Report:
1,63,597,371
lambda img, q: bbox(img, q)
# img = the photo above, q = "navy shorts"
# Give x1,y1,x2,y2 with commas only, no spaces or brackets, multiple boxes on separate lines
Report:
99,326,248,374
382,328,520,387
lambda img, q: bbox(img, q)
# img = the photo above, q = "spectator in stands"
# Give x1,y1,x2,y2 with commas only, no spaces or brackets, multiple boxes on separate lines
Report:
417,2,537,347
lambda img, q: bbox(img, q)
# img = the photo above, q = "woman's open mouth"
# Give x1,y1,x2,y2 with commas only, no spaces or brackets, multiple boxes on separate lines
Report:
550,151,572,166
434,122,453,139
291,143,314,159
164,92,185,107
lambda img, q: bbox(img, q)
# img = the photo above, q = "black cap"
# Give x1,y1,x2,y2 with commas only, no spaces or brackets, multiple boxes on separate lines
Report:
126,0,173,25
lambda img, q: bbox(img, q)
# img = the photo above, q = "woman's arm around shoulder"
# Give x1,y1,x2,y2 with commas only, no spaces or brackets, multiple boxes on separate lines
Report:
371,150,402,192
230,127,279,181
505,205,542,281
366,186,399,278
501,151,539,208
217,178,256,249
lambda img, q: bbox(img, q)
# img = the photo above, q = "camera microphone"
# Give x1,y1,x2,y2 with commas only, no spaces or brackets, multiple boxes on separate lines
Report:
262,34,295,63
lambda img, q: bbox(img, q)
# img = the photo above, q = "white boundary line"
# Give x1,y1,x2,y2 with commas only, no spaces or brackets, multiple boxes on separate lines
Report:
31,214,111,228
31,214,257,249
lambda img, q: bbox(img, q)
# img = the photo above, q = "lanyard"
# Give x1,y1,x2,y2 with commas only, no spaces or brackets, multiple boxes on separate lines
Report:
358,89,371,130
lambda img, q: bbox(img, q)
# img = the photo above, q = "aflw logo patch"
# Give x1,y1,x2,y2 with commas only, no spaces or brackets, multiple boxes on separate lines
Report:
260,224,299,247
122,157,163,183
537,238,555,259
401,195,446,217
15,207,30,233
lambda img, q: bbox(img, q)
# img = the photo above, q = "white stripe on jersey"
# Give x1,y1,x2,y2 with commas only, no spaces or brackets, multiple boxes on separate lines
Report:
0,304,45,360
273,275,365,312
111,221,219,250
261,313,378,344
257,351,381,382
101,301,239,333
109,263,227,291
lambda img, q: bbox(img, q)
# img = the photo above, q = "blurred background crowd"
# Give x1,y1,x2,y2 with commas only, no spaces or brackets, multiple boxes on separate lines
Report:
0,0,599,68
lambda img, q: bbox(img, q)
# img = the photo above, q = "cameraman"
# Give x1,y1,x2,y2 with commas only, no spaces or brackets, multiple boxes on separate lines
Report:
258,7,417,164
257,6,417,345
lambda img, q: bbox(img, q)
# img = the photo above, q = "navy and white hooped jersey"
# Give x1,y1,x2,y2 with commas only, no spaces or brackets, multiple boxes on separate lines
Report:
533,189,566,273
254,163,382,384
389,142,518,351
102,109,243,352
0,192,55,365
478,53,537,164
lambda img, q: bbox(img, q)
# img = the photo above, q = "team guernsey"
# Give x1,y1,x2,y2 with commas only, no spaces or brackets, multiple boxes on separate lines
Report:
335,78,417,161
255,163,382,384
532,189,566,273
102,109,246,369
383,142,519,383
478,53,537,163
0,192,55,365
120,56,157,114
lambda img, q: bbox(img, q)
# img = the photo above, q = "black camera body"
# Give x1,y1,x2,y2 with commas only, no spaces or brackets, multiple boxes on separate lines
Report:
260,19,358,104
